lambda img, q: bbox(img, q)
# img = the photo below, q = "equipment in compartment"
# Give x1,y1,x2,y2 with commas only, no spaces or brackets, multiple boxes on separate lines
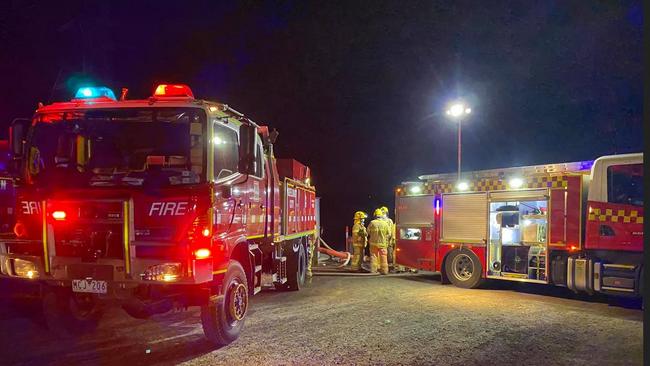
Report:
527,245,546,281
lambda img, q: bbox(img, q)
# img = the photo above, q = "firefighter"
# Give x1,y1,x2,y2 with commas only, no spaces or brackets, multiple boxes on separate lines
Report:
379,206,396,271
367,208,392,275
350,211,368,272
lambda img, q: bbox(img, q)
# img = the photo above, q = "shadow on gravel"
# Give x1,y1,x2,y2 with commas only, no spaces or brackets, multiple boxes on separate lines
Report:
394,272,643,310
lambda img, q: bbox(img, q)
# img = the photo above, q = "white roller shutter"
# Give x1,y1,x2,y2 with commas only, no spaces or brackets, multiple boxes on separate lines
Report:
441,193,487,243
489,189,548,201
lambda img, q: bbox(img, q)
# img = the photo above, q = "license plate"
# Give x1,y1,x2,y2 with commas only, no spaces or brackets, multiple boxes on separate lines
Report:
72,279,108,294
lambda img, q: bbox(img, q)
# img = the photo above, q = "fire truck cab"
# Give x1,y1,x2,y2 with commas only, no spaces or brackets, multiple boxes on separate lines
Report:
0,84,317,346
394,153,643,298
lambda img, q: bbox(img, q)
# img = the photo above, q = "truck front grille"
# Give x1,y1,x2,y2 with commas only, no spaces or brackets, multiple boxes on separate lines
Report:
51,201,125,262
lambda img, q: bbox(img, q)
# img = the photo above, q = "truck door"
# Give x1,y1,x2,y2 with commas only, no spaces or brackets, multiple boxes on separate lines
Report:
395,194,436,271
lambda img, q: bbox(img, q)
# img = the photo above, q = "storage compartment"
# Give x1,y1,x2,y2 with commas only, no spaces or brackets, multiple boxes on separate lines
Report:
277,159,310,181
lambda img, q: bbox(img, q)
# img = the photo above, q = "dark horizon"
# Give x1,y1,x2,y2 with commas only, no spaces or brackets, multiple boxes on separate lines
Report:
0,1,642,246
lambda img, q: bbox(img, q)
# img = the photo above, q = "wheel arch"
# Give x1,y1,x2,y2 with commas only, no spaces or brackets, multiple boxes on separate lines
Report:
230,239,254,294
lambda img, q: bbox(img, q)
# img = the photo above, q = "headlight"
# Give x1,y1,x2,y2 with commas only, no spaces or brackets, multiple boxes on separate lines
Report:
141,263,182,282
12,259,38,279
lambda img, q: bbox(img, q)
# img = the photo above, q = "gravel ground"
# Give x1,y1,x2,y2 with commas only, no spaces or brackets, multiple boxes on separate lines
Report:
0,274,643,366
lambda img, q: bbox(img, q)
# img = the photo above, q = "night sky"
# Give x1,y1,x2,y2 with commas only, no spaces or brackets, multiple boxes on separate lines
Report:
0,1,643,247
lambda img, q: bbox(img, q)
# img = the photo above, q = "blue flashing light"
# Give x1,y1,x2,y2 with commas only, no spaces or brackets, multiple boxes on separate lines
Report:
579,160,594,171
74,86,116,100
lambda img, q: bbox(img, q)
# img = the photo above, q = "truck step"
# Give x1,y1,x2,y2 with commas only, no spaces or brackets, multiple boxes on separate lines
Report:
253,285,262,295
248,243,259,251
271,273,288,284
255,265,262,273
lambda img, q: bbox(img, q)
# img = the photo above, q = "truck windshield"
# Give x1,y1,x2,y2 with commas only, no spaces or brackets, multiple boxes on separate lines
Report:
25,108,205,188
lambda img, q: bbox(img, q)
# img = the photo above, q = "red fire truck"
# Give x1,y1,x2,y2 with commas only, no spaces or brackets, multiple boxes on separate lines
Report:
394,153,643,298
0,84,317,346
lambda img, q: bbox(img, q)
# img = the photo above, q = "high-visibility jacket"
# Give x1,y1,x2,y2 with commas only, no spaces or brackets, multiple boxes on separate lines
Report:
381,216,395,246
367,218,392,249
352,221,367,247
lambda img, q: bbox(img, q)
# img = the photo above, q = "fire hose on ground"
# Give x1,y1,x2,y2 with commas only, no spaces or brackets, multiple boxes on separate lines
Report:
312,237,379,276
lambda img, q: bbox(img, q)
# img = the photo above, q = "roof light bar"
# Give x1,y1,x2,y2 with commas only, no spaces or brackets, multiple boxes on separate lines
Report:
74,86,117,100
153,84,194,98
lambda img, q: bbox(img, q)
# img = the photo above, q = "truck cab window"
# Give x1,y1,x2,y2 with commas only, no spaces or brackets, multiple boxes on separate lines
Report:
607,164,643,206
213,123,239,181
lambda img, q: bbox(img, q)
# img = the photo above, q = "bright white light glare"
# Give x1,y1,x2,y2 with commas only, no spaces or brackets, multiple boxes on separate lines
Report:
523,219,532,226
509,177,524,189
456,181,469,191
502,228,514,244
409,185,422,194
447,102,470,118
212,136,225,145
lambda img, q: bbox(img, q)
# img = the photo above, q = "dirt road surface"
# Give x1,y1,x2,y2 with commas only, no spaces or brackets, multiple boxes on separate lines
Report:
0,274,643,365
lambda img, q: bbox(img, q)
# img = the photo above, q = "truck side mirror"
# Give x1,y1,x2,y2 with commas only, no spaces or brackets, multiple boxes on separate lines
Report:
238,124,257,175
9,118,30,158
9,118,31,174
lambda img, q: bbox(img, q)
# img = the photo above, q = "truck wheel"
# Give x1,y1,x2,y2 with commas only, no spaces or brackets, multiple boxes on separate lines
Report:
445,250,484,289
201,261,248,346
42,289,102,337
277,240,306,291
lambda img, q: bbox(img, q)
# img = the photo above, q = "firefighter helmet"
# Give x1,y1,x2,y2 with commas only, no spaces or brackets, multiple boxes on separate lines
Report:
380,206,389,215
354,211,367,220
374,208,384,218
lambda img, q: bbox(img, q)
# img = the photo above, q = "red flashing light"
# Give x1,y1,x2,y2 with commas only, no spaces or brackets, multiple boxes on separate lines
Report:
153,84,194,98
195,248,211,259
52,211,67,220
201,228,211,237
569,245,578,251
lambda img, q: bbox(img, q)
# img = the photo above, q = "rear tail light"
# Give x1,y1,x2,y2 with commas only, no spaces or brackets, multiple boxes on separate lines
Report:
194,248,211,259
187,211,212,244
13,222,27,238
52,210,67,220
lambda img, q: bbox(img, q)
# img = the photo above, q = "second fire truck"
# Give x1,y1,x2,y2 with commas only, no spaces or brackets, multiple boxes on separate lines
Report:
0,84,317,346
394,153,643,299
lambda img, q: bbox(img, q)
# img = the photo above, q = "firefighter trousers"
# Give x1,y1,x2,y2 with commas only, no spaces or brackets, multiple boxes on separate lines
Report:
351,244,365,271
387,244,394,267
370,245,389,275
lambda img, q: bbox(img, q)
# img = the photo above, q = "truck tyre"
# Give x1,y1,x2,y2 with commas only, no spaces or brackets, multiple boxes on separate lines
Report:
201,260,248,347
277,240,306,291
42,289,102,337
445,250,484,289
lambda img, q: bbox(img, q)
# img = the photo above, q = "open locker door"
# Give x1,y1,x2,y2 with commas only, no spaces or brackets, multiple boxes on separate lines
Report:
395,194,436,271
